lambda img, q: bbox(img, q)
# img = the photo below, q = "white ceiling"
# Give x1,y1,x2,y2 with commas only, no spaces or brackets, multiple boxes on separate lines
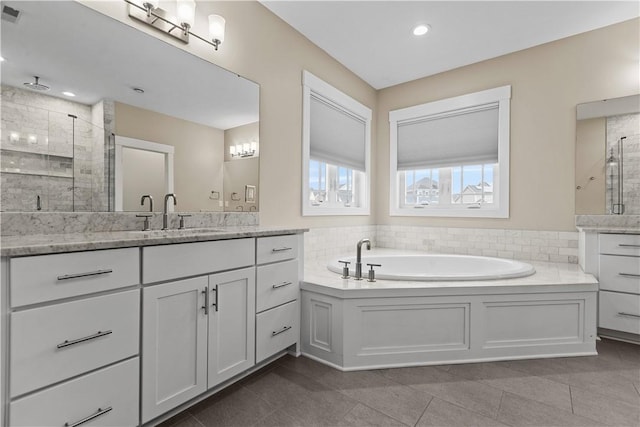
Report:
261,1,640,89
1,1,258,130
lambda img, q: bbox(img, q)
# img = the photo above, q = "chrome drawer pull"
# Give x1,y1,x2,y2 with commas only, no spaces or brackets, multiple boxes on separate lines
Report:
618,312,640,319
201,288,209,315
272,325,292,336
211,285,219,312
64,407,112,427
619,273,640,278
272,247,292,252
57,330,113,349
618,244,640,248
57,269,113,281
273,281,293,289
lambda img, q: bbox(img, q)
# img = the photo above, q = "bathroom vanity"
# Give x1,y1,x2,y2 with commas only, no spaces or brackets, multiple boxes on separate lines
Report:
0,227,305,426
577,215,640,343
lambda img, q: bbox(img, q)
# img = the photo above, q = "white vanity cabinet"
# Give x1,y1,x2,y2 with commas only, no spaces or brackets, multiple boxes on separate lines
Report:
5,248,141,427
597,234,640,337
255,235,301,363
140,239,256,424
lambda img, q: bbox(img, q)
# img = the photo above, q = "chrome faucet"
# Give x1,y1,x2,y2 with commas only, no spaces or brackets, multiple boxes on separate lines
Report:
140,194,153,212
355,238,371,280
162,193,177,230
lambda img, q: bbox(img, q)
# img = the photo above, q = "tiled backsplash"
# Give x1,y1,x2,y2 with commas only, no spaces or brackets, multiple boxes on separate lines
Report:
0,211,258,236
305,225,579,265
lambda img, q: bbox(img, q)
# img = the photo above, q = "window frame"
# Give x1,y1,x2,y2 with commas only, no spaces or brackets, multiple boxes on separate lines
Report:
389,85,511,218
302,70,372,216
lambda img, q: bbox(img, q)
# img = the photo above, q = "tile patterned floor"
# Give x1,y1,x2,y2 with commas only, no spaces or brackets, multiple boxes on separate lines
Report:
161,338,640,427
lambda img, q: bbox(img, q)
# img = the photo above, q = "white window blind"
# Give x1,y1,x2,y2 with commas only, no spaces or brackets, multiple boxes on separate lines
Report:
310,94,366,171
397,103,499,170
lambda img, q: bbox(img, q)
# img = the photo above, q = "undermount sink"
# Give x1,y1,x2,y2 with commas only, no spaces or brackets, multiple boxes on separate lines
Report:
126,228,224,237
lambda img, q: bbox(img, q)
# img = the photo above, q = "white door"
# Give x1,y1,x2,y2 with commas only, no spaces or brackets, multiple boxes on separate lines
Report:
142,276,208,423
208,267,256,388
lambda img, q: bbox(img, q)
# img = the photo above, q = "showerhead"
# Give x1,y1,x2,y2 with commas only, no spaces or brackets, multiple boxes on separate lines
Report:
24,76,49,91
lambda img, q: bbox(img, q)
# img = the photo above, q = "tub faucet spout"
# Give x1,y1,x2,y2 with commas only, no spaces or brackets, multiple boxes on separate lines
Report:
355,238,371,280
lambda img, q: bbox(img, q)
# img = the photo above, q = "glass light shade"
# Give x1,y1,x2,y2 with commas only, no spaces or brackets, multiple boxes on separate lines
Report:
250,141,258,152
176,0,196,27
243,143,250,153
230,145,236,156
208,14,225,43
9,132,20,142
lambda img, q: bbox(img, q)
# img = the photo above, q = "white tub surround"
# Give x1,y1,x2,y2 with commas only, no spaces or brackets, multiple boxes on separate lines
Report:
302,253,597,371
576,215,640,343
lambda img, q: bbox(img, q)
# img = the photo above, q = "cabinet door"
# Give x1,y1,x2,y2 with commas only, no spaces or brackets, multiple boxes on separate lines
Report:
142,276,208,424
208,267,256,388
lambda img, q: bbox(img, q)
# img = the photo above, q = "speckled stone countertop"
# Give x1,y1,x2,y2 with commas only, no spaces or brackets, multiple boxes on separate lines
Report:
1,226,308,257
575,215,640,234
303,249,598,298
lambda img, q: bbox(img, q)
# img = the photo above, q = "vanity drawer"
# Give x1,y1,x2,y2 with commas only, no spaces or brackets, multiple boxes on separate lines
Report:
599,291,640,335
10,247,139,307
256,234,299,265
599,234,640,257
10,357,139,427
599,255,640,294
256,260,299,312
10,290,139,397
256,300,299,363
143,238,254,283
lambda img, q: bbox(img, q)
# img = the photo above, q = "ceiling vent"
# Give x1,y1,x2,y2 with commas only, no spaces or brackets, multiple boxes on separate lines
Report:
2,5,21,24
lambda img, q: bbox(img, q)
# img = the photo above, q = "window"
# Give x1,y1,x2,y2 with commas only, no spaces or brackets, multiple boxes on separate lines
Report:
390,86,511,217
302,71,372,215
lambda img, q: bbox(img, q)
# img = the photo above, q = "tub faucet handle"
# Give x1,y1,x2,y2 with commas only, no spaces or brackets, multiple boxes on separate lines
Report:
338,260,351,279
367,263,382,282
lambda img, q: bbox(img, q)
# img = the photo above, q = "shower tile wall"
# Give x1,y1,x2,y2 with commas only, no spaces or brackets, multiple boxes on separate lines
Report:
1,85,108,211
304,225,579,265
606,113,640,215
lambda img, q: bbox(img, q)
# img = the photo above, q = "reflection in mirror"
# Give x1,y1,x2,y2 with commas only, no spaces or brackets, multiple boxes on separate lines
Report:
576,94,639,215
0,0,259,213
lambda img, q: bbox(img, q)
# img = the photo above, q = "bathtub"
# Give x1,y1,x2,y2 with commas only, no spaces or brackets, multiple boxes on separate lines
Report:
328,253,535,281
301,249,598,371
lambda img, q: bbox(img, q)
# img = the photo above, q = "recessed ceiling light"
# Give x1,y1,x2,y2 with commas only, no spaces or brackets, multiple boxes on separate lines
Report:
413,24,430,36
133,87,145,94
62,91,76,97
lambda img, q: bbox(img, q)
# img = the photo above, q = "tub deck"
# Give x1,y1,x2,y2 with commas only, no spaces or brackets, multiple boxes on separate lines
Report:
301,252,598,371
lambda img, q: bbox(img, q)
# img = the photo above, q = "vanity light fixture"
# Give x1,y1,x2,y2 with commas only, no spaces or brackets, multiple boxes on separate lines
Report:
230,141,258,158
125,0,225,51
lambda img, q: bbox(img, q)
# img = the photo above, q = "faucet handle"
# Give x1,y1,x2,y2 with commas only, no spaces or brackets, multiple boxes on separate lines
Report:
366,263,382,282
177,214,192,229
136,213,153,231
338,260,351,279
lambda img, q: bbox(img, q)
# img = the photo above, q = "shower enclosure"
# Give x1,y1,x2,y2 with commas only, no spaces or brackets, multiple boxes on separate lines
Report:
606,113,639,215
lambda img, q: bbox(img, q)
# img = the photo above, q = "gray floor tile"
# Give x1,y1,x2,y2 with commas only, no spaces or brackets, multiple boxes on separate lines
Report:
335,403,409,427
162,413,205,427
253,409,304,427
503,357,572,376
543,370,640,405
571,385,640,426
497,392,605,427
276,354,337,380
318,370,431,426
416,397,509,427
381,366,504,419
189,386,273,427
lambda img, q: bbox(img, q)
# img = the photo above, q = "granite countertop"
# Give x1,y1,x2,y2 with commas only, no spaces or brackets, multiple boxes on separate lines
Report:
303,249,598,298
1,226,308,257
575,215,640,233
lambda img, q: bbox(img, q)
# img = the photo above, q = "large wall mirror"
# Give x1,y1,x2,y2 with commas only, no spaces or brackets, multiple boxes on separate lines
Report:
0,0,259,213
575,94,639,215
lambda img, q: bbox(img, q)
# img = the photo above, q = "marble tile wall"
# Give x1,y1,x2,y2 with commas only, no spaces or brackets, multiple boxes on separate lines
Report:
304,225,579,264
606,113,640,215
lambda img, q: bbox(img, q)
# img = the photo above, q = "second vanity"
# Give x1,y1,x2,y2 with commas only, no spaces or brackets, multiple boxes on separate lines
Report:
0,226,306,427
